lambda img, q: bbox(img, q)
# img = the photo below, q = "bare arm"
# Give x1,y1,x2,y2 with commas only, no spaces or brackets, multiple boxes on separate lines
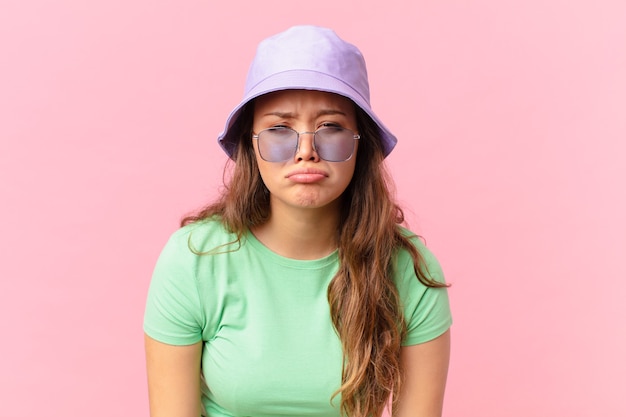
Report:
145,334,203,417
394,329,451,417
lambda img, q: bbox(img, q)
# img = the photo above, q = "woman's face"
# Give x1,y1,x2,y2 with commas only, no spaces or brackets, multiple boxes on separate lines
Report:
252,89,358,212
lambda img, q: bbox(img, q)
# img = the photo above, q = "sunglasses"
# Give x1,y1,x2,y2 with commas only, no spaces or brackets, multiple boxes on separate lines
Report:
252,126,360,162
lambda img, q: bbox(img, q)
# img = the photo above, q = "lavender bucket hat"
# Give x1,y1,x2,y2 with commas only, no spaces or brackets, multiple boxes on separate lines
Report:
218,25,397,158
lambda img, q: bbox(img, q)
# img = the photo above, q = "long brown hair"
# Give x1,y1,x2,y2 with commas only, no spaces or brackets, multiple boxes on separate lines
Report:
182,102,446,417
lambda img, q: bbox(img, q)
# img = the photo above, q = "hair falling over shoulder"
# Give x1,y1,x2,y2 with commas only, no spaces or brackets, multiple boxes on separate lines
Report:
181,105,446,417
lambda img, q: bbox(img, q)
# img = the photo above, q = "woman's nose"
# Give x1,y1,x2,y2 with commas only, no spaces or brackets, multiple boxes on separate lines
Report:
294,132,320,162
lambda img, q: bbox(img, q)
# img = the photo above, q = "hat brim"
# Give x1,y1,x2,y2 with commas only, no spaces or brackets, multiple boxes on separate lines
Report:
218,69,397,159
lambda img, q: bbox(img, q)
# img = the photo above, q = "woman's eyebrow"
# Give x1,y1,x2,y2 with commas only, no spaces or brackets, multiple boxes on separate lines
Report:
263,111,296,118
315,109,347,117
262,109,347,118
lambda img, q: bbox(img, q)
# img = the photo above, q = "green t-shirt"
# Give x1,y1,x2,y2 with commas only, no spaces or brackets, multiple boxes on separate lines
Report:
144,220,452,417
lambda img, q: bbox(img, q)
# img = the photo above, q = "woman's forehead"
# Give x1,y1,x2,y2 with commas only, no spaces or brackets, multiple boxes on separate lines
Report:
254,89,355,117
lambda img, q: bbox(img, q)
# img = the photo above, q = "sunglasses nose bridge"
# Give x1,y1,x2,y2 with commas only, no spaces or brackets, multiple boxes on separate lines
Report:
295,131,317,152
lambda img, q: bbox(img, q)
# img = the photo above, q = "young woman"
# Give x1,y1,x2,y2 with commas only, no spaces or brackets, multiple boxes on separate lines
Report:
144,26,452,417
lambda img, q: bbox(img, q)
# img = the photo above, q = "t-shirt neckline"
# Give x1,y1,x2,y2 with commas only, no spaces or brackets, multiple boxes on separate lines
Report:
244,228,339,269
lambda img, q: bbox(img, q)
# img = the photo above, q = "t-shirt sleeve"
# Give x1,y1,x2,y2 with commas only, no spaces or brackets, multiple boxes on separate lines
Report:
143,229,204,345
396,238,452,346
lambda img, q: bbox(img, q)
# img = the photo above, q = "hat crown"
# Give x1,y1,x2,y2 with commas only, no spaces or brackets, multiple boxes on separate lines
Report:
245,26,371,105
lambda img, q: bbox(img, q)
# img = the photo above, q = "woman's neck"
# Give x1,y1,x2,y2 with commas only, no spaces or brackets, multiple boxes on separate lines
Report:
250,200,341,260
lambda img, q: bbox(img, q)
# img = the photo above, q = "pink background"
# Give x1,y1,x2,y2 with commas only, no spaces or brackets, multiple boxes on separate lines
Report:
1,1,625,416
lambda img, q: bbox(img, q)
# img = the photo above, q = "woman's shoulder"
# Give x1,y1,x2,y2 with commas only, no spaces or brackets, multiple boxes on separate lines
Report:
395,226,446,285
396,226,438,262
163,218,238,255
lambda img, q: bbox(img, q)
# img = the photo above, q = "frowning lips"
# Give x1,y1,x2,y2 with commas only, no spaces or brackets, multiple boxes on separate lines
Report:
285,168,329,183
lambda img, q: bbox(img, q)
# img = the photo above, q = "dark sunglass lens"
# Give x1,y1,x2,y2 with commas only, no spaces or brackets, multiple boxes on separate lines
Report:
315,127,355,162
259,128,297,162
